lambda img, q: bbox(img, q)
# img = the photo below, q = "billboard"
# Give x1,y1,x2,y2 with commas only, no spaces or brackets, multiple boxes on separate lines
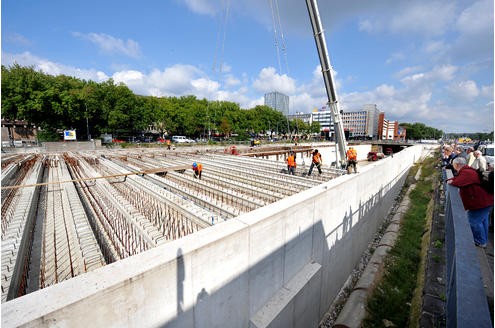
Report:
64,130,77,141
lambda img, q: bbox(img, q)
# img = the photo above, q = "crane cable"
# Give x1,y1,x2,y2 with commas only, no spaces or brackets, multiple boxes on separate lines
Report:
213,0,230,75
269,0,290,75
206,0,230,140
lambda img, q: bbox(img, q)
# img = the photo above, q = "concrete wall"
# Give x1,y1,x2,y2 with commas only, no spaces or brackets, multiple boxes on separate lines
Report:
43,140,102,151
2,145,426,328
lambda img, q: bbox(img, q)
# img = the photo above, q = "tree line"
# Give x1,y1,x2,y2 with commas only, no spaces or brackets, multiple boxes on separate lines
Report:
398,122,444,141
1,64,321,141
3,64,474,143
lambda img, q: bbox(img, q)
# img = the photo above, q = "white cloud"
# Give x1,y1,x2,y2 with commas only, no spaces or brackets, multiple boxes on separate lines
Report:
358,19,380,34
481,85,494,98
389,1,456,36
447,80,480,100
395,66,423,79
357,1,456,37
113,70,144,85
375,84,395,97
73,32,141,58
456,0,493,35
224,74,240,87
191,78,220,97
423,40,449,54
1,51,109,81
385,52,405,65
5,32,31,46
182,0,218,15
429,65,458,81
252,67,297,94
450,0,494,61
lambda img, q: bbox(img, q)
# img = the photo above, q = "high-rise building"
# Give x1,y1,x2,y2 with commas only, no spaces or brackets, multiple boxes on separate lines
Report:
264,92,289,116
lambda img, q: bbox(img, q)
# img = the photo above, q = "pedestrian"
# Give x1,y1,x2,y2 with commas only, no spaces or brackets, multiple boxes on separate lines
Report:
308,149,322,176
466,147,476,166
471,150,487,172
287,151,296,175
192,162,202,179
441,145,456,172
346,146,358,174
455,146,468,160
166,139,171,150
447,157,494,248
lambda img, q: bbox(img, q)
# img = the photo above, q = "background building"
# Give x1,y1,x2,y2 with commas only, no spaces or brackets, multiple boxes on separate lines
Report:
1,120,38,147
310,107,333,139
287,112,311,124
303,103,405,141
341,104,380,139
264,92,289,116
378,113,406,141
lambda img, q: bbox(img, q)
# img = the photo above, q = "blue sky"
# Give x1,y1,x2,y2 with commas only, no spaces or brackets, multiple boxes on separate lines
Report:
2,0,493,133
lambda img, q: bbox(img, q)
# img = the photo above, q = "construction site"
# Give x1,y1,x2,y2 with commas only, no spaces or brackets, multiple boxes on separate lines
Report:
1,145,346,303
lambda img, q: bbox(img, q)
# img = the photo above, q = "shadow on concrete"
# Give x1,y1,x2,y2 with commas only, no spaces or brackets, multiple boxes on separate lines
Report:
160,175,406,327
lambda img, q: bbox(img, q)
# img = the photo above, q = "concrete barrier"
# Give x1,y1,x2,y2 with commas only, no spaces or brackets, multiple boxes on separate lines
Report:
1,145,425,328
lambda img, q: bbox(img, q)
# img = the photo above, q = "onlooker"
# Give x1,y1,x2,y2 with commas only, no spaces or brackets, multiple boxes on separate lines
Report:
192,162,202,179
447,157,494,248
466,147,476,166
441,145,456,171
286,151,296,175
308,149,322,176
346,146,358,174
471,150,487,172
455,146,468,160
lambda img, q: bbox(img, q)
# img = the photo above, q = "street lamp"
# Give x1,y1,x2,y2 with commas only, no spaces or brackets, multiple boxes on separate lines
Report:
85,103,90,141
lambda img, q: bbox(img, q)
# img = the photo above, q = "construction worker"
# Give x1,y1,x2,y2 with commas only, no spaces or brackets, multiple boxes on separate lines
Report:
166,139,171,150
192,162,203,179
308,149,322,176
287,151,297,175
346,146,358,174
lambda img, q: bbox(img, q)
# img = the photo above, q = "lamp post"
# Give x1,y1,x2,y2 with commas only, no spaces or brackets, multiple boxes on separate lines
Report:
85,103,90,141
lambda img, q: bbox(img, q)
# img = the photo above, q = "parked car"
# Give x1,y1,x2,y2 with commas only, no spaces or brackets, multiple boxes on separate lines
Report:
171,136,189,143
367,151,384,161
479,144,494,169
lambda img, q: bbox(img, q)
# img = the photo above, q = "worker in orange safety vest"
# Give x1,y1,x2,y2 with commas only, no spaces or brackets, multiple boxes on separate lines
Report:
307,149,322,176
192,162,203,179
346,147,358,174
286,151,297,175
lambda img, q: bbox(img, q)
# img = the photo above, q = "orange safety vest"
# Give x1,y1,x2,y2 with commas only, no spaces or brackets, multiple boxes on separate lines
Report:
287,155,296,167
347,149,357,161
312,153,321,164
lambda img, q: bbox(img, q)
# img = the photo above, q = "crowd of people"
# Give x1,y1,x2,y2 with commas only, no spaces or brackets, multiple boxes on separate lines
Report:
443,143,494,248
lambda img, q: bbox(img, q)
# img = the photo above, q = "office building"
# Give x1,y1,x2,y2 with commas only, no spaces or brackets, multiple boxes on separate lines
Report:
378,113,406,141
264,92,289,116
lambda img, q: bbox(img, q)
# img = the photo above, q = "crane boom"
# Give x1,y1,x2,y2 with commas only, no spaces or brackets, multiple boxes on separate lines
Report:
305,0,347,168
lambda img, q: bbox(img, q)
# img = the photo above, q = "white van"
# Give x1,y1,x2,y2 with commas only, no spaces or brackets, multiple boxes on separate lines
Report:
171,136,187,143
172,136,195,143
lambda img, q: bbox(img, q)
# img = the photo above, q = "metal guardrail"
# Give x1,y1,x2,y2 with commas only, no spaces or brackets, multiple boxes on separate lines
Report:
443,169,492,327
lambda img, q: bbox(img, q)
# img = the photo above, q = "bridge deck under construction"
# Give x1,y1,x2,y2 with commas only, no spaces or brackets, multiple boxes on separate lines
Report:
1,148,345,302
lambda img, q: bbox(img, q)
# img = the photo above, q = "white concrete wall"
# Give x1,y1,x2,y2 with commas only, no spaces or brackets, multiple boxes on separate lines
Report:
2,145,426,328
